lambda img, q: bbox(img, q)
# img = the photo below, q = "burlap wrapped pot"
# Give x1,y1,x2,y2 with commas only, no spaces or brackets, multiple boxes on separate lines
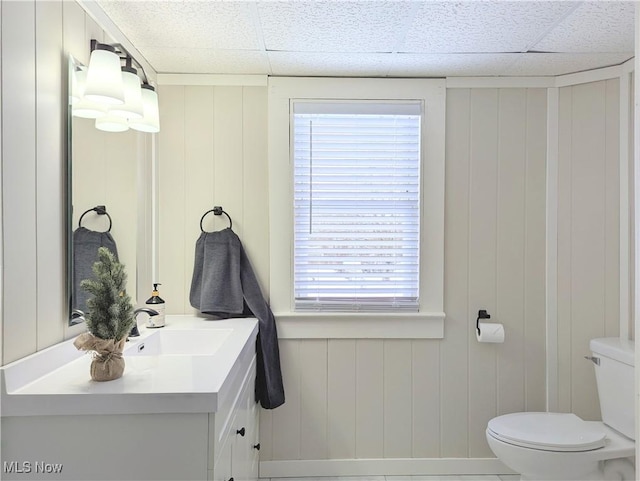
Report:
74,333,127,382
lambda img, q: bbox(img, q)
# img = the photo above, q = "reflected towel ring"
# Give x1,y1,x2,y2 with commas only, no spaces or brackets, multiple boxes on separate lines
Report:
200,206,232,232
78,205,112,232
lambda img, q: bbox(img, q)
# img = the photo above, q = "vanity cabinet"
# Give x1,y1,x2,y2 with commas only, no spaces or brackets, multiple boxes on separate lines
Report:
209,354,259,481
0,317,261,481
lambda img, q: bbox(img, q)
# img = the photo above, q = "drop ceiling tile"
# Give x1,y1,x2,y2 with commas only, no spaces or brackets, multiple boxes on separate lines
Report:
142,47,270,75
401,1,576,53
258,1,418,53
505,52,633,76
268,51,392,77
97,1,260,50
532,1,634,53
390,53,521,77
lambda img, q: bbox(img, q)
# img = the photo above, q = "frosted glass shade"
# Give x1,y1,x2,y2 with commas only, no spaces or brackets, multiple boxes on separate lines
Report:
84,44,125,105
96,114,129,132
72,98,107,119
129,84,160,133
110,67,144,119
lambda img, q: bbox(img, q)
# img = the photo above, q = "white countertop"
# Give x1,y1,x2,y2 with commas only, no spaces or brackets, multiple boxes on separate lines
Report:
0,316,259,417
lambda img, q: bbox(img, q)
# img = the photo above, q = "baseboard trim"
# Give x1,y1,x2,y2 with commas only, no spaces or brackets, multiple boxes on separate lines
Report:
259,458,515,478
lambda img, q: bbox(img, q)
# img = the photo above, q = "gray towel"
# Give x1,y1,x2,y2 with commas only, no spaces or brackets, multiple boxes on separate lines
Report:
190,228,285,409
72,227,119,317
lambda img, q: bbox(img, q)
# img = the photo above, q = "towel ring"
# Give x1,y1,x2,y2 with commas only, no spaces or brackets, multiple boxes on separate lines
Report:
200,206,232,232
78,205,112,232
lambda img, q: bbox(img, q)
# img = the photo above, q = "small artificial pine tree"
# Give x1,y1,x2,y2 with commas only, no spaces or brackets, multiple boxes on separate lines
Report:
81,246,135,341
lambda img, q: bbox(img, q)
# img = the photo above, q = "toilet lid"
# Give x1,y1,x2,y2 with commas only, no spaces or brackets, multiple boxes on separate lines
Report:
487,412,607,452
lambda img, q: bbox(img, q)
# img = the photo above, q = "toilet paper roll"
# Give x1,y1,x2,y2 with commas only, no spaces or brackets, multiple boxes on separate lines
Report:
476,322,505,343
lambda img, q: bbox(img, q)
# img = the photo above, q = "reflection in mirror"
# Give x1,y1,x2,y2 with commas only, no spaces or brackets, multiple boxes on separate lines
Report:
68,55,139,325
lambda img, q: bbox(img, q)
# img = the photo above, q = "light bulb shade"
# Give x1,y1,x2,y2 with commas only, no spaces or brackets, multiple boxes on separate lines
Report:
96,113,129,132
84,43,125,105
110,67,144,119
72,97,108,119
129,84,160,133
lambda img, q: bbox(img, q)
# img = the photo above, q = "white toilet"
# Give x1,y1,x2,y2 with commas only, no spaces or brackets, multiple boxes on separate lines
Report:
486,337,635,481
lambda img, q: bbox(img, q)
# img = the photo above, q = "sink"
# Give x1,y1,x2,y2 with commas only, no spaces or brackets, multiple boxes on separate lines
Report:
127,329,233,356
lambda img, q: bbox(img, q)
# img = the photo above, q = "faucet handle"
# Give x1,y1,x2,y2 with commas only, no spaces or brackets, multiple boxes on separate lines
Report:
129,323,140,337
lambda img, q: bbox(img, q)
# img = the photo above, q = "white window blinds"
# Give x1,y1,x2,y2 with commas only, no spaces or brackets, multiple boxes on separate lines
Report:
292,101,421,311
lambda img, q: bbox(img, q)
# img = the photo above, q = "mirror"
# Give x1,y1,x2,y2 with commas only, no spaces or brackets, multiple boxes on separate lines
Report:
67,55,140,325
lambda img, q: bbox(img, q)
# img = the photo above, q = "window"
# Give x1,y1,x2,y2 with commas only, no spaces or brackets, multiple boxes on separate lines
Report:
292,101,421,311
268,77,445,337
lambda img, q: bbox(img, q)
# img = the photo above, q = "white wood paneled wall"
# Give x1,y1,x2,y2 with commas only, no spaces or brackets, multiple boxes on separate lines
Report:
0,0,149,366
556,79,621,420
156,85,269,314
246,87,547,463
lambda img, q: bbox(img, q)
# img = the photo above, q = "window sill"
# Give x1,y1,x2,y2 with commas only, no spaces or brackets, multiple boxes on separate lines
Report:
272,311,445,339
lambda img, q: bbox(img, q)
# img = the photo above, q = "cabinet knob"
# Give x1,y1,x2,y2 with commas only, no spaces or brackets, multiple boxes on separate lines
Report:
236,427,246,437
253,443,261,451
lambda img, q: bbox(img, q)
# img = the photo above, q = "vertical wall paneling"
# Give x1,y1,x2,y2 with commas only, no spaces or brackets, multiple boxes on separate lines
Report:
355,340,383,458
411,340,440,458
545,87,560,412
35,0,65,350
213,87,244,239
467,89,499,458
242,87,270,295
523,89,548,412
156,85,269,314
327,339,356,459
496,89,527,416
137,134,154,304
571,81,608,420
557,80,621,420
383,340,413,458
184,86,215,314
150,80,579,468
299,339,328,460
2,0,38,364
619,72,631,341
629,71,635,342
441,88,471,457
271,340,302,460
605,79,621,339
158,86,186,313
557,86,574,413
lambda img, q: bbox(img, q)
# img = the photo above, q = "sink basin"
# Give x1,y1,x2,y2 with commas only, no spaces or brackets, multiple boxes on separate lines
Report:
128,329,233,356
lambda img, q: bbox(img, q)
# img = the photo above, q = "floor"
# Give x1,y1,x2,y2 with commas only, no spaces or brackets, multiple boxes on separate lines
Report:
265,476,520,481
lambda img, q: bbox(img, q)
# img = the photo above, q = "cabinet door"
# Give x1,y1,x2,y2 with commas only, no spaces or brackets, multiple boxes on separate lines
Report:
231,359,259,481
211,435,233,481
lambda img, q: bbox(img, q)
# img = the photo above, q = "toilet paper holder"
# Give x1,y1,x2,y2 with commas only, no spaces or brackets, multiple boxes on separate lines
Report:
476,309,491,335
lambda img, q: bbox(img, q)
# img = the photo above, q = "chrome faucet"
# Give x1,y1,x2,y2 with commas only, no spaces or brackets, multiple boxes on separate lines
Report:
129,308,159,337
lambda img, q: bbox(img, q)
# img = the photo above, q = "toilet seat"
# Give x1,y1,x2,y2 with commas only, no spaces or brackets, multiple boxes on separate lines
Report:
487,412,607,452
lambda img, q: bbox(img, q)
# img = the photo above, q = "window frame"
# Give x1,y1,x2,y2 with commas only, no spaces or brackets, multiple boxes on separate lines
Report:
268,77,446,338
292,100,423,311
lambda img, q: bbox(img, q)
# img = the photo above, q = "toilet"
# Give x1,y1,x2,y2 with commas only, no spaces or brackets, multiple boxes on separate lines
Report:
486,337,635,481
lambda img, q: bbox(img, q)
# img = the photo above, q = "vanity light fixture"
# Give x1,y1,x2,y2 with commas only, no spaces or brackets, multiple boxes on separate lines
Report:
83,43,125,105
72,66,108,119
129,85,160,133
110,63,144,120
74,40,160,133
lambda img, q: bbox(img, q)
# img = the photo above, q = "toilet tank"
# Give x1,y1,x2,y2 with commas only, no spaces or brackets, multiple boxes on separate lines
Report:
589,337,635,440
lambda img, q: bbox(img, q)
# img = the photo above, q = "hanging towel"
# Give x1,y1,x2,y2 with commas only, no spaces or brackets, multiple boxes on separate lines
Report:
73,227,119,316
190,228,285,409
